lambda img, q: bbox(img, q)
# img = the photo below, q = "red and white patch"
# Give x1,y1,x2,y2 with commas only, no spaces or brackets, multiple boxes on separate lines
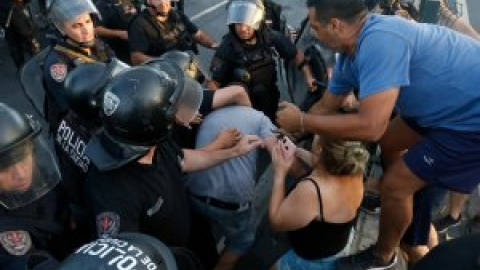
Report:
0,230,32,256
50,63,68,82
96,212,120,238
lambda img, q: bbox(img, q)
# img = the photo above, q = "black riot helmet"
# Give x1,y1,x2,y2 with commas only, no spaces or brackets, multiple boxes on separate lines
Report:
146,50,203,81
0,103,60,209
64,59,129,122
101,62,203,146
0,104,41,170
58,233,178,270
227,0,266,31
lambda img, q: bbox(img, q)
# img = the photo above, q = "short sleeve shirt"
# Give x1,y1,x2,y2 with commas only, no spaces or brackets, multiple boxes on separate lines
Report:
128,10,198,56
86,137,191,247
329,15,480,131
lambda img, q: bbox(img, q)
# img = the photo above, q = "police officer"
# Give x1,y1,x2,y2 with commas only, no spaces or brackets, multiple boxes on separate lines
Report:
0,103,67,270
83,61,261,260
94,0,138,64
128,0,218,65
51,60,128,248
207,0,316,122
0,0,40,69
43,0,115,128
59,232,179,270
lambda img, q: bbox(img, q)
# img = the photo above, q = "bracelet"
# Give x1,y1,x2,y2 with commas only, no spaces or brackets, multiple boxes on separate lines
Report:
299,112,305,133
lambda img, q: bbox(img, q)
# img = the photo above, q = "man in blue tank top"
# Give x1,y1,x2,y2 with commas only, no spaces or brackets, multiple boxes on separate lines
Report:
276,0,480,269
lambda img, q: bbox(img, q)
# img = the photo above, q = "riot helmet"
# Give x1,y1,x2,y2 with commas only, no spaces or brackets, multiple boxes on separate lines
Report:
147,50,202,82
59,232,178,270
101,62,203,146
227,0,265,30
0,103,60,209
47,0,99,47
64,59,130,121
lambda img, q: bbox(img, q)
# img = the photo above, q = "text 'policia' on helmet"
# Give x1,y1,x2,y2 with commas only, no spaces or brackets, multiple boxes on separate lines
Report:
227,0,266,30
101,62,203,146
47,0,99,31
59,233,178,270
0,103,60,209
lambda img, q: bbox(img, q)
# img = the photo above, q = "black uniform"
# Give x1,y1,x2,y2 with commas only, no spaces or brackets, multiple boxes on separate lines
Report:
86,137,191,247
128,9,199,57
43,40,113,242
0,190,67,270
43,39,113,127
94,0,135,63
210,28,297,121
0,0,39,69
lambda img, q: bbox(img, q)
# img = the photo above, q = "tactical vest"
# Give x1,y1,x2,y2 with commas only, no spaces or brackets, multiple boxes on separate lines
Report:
54,112,92,174
136,10,197,56
229,29,277,90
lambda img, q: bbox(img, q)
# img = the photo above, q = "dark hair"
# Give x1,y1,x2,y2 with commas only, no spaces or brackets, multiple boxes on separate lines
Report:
306,0,367,23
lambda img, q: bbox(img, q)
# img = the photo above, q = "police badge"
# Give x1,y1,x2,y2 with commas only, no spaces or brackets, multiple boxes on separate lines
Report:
103,91,120,116
0,230,32,256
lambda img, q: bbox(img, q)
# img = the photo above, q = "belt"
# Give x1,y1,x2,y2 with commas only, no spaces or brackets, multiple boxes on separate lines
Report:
192,194,249,211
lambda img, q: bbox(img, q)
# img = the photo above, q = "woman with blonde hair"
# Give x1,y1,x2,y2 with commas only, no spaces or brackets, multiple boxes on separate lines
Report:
269,137,369,269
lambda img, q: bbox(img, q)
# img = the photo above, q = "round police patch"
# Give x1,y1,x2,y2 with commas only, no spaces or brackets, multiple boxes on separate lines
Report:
50,63,68,82
96,212,121,238
0,230,32,256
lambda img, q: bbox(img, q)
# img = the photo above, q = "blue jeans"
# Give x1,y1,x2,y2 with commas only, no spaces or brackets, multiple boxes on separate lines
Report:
277,229,354,270
190,196,256,254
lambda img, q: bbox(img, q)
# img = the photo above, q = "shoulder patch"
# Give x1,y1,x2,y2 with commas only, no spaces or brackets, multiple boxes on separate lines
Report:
50,63,68,83
96,211,121,238
0,230,32,256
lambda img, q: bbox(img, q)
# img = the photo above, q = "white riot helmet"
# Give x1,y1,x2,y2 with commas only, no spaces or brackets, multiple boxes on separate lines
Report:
227,0,265,30
47,0,99,43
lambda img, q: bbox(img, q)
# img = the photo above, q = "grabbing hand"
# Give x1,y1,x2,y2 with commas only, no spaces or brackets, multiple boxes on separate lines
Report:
233,134,263,156
214,128,242,149
270,143,295,176
276,102,303,134
306,76,317,92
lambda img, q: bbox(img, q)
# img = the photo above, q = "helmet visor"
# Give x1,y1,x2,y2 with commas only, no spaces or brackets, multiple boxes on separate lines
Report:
48,0,99,27
172,77,203,128
0,137,60,210
227,1,264,30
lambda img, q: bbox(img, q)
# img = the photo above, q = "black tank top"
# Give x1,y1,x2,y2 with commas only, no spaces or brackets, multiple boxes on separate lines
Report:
287,178,357,260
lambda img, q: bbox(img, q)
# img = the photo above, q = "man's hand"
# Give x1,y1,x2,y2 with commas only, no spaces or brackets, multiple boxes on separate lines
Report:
232,134,263,156
276,102,303,134
214,128,242,149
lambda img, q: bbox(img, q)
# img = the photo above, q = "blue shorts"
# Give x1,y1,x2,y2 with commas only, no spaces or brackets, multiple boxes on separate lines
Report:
190,196,256,254
403,127,480,194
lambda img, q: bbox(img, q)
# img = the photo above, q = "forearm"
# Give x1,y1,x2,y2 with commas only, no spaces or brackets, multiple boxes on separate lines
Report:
294,147,316,168
303,112,387,141
269,171,287,231
95,26,127,39
130,52,152,66
293,51,314,82
308,91,345,115
194,30,217,49
182,148,238,172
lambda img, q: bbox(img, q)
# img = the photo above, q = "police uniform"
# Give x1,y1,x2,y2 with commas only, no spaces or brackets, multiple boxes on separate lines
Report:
86,136,191,247
128,9,199,57
43,40,113,127
43,40,113,243
0,189,67,269
210,28,297,122
94,0,135,63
